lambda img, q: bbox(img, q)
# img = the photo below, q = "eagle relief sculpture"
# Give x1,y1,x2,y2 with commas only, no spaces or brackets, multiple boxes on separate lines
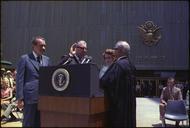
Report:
138,21,161,46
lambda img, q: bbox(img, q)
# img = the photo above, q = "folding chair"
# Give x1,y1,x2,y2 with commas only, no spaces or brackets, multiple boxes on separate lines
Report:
12,106,23,121
163,100,188,127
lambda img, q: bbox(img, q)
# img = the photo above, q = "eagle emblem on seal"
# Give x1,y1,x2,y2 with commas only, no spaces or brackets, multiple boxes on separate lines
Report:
138,21,161,46
51,68,70,91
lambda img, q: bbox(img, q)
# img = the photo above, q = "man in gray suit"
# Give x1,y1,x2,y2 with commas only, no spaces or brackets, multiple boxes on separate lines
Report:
16,36,51,127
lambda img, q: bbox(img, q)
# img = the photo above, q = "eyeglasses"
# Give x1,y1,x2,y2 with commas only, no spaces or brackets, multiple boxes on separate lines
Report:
104,57,112,60
76,46,87,50
113,48,119,50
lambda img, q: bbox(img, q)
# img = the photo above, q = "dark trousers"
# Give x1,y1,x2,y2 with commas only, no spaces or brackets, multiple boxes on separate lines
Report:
23,103,41,127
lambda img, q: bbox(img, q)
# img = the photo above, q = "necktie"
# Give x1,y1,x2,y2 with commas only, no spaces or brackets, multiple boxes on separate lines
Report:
169,87,174,100
37,56,41,64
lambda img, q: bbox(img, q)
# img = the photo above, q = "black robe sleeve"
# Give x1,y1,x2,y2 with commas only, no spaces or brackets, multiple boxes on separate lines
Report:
100,59,136,127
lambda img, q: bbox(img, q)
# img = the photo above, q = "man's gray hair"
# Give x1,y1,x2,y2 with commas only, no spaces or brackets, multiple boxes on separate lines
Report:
77,40,87,48
115,41,130,55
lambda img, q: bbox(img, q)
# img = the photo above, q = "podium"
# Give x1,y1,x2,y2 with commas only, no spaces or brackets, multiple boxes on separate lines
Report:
38,64,106,127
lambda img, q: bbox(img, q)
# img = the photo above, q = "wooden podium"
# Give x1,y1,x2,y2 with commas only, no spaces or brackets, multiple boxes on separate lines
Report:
38,64,105,127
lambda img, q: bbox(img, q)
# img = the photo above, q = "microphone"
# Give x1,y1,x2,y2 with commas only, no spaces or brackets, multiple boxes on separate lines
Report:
62,57,72,65
81,55,92,64
81,58,86,64
85,56,92,63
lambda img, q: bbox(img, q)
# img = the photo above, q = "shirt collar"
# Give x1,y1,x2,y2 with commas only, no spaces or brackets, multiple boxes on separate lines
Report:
32,51,38,59
117,56,127,61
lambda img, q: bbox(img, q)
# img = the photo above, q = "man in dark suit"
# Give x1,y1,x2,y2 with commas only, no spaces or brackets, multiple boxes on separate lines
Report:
16,36,51,127
58,40,92,65
100,41,136,127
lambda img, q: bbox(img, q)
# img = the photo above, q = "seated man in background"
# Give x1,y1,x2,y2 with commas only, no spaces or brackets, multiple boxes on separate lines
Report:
159,77,183,126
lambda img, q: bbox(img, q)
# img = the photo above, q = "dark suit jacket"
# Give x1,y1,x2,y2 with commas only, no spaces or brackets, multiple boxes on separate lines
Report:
16,53,50,104
58,54,80,65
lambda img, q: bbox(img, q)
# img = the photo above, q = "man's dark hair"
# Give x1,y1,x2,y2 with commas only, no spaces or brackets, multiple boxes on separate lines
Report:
31,36,45,45
167,77,175,82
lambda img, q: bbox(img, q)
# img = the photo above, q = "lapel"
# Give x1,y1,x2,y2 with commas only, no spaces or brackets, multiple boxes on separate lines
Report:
73,54,80,64
28,53,40,72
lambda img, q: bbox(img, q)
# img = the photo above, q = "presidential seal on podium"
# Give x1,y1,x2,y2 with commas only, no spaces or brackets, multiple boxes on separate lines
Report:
51,68,70,91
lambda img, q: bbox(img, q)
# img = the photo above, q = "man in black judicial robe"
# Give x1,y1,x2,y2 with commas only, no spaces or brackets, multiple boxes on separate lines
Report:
100,41,136,127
